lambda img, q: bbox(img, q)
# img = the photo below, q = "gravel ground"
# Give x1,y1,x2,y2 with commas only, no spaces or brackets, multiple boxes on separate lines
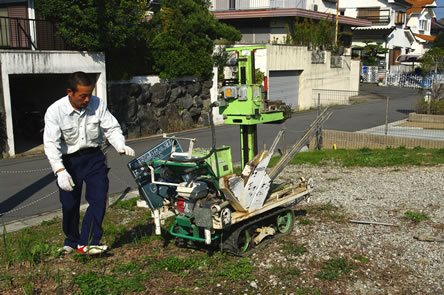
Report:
261,164,444,294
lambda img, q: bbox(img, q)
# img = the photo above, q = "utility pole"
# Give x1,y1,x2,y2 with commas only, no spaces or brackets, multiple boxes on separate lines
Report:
335,0,340,46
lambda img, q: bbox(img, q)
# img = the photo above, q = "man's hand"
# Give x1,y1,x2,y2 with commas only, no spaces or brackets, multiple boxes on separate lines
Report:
118,145,135,157
57,170,75,191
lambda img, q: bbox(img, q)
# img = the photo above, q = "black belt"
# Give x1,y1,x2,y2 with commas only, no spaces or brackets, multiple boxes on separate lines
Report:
63,147,101,158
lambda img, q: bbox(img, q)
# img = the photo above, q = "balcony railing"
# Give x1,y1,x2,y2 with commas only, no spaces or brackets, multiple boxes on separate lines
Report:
210,0,307,11
0,16,71,50
356,9,391,25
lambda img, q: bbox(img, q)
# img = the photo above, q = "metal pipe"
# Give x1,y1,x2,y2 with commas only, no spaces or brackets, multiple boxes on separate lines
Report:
204,228,212,245
153,209,161,235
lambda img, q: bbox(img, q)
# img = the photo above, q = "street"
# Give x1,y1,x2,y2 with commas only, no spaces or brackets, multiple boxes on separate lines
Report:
0,85,422,224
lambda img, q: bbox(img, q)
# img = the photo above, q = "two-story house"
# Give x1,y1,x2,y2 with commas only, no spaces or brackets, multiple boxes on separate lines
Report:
0,0,107,158
406,0,437,55
340,0,413,71
210,1,371,111
210,0,370,44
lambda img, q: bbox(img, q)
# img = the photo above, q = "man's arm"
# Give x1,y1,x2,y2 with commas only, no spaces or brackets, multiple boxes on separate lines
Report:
43,110,65,174
98,99,133,155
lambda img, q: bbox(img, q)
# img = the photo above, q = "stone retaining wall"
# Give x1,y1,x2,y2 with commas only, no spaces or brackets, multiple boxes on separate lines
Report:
408,113,444,124
107,80,213,138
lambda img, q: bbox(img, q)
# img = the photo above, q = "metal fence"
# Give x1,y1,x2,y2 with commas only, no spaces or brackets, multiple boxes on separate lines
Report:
386,73,444,89
311,88,444,149
361,66,379,83
210,0,306,11
0,16,69,50
312,88,359,106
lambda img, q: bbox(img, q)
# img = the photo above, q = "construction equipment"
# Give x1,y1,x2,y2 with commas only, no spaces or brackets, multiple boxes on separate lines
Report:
219,46,291,167
128,46,331,255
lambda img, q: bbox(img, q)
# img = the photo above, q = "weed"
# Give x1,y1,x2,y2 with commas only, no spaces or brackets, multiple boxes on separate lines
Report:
1,225,12,267
282,242,307,256
273,265,302,277
216,257,253,281
297,217,313,225
40,218,59,226
404,211,430,222
113,197,138,211
151,256,202,274
307,202,346,223
354,255,370,264
316,257,355,281
22,281,34,295
294,287,322,295
112,261,140,274
73,271,145,294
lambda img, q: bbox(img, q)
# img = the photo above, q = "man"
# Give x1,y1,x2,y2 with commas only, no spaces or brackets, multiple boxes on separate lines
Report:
43,71,135,255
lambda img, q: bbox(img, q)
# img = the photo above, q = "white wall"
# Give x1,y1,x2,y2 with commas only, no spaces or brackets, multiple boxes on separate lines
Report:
308,0,336,14
0,50,106,157
266,45,359,110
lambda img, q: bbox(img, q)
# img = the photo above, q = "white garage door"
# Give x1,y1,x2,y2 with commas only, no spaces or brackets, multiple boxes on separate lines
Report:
268,70,301,108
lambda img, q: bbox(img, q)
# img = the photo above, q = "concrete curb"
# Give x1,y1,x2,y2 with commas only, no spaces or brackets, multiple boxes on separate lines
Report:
1,189,140,235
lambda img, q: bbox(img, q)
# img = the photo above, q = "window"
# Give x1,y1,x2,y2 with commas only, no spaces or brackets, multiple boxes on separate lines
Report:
419,20,427,32
357,8,390,25
0,8,10,47
395,11,405,25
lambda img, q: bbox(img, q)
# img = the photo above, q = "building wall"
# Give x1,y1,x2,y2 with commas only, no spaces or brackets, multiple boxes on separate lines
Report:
266,45,359,110
0,50,106,157
307,0,336,14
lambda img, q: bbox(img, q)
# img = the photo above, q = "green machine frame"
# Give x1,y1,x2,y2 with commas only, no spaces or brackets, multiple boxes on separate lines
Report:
219,46,287,167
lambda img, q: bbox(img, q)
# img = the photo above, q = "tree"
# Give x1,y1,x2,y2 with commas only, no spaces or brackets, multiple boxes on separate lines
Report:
360,41,388,66
286,17,335,50
420,47,444,73
432,32,444,49
35,0,154,79
148,0,241,79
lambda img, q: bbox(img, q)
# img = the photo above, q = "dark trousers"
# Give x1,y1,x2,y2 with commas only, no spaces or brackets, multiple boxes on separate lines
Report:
60,149,108,248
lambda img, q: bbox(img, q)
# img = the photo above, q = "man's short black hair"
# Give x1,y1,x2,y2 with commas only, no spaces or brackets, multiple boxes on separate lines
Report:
68,71,94,92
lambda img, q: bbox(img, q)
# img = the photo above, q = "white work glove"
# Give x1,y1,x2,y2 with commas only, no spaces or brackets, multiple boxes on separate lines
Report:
118,145,135,157
57,170,75,191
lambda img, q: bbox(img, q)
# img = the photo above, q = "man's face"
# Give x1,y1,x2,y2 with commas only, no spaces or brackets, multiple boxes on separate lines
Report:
67,84,95,110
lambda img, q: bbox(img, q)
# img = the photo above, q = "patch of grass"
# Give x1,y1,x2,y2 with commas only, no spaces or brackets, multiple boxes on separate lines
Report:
215,257,253,281
316,257,355,281
354,255,370,264
404,210,430,222
287,147,444,167
307,202,347,223
294,287,322,295
282,242,307,256
73,271,145,294
151,256,203,274
0,228,60,266
297,217,313,225
40,218,59,226
112,261,141,274
113,197,138,211
272,265,302,278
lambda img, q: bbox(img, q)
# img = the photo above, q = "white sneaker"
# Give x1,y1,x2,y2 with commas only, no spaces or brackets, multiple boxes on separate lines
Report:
76,245,109,255
58,245,75,254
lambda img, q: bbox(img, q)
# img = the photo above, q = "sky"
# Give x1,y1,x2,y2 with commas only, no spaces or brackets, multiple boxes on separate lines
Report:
436,0,444,20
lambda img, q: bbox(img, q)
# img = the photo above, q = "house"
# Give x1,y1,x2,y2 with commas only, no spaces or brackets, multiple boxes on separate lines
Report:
210,0,370,45
340,0,413,71
406,0,437,55
0,0,107,158
209,0,369,111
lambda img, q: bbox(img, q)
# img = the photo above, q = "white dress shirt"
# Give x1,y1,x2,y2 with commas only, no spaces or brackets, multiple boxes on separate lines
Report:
44,95,125,173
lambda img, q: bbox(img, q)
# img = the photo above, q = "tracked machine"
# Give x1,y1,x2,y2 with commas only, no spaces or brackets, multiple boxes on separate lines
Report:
128,46,331,255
